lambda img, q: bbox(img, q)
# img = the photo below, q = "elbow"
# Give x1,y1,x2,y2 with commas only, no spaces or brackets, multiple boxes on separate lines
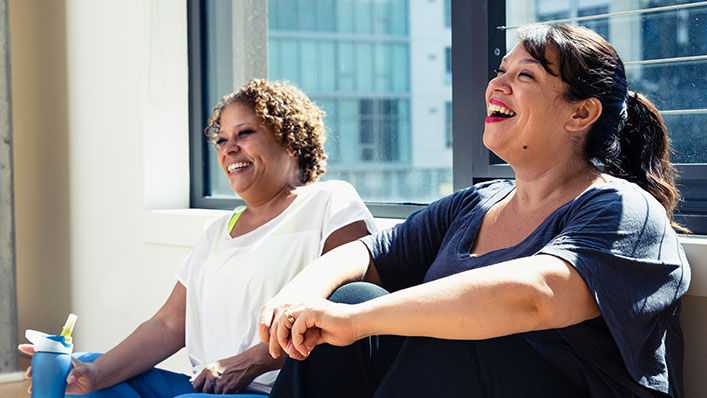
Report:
150,313,185,346
532,290,567,329
531,285,597,329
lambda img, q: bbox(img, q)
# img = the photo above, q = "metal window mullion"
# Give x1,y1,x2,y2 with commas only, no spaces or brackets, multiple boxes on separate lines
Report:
452,0,510,190
188,0,208,208
660,109,707,115
452,0,485,191
625,54,707,66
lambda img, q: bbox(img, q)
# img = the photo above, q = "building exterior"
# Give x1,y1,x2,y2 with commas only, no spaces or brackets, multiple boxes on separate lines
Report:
205,0,706,203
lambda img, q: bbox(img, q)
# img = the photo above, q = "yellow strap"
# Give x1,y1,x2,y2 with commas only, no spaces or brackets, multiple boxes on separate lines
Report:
228,206,247,234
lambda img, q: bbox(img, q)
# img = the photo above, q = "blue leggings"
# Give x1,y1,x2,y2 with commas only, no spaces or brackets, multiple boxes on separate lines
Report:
68,352,267,398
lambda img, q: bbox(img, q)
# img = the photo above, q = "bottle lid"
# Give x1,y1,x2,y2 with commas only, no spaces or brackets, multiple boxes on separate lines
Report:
25,329,73,354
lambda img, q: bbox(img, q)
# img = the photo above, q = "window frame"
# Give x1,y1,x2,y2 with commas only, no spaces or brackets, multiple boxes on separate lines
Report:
188,0,706,234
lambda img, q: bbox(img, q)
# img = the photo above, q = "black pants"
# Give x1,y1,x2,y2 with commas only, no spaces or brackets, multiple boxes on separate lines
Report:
270,282,586,398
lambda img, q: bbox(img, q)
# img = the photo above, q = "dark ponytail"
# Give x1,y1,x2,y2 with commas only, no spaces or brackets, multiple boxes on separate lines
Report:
604,92,679,216
519,24,687,232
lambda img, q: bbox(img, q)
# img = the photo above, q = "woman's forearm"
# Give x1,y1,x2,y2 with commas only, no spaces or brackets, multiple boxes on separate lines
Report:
91,314,185,389
349,255,599,341
88,283,187,390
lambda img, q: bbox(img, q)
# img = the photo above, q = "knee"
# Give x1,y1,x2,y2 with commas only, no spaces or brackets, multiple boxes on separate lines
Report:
328,282,389,304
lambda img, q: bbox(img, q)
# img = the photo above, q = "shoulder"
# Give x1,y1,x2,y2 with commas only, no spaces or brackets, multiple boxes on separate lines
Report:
449,179,514,209
307,179,358,194
199,209,239,238
565,178,672,234
299,180,363,202
576,179,665,215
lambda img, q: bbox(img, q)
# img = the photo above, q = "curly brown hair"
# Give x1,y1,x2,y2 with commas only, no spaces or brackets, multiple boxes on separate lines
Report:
205,79,327,184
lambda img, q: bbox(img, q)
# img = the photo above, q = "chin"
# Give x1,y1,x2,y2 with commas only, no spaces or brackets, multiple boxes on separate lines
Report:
482,132,499,153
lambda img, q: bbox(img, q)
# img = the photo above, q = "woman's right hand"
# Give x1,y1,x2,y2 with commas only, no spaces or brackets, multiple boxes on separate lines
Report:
18,344,101,395
259,298,361,360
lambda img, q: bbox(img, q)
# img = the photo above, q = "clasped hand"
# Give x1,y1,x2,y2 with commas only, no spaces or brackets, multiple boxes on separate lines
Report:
258,297,360,360
192,355,257,394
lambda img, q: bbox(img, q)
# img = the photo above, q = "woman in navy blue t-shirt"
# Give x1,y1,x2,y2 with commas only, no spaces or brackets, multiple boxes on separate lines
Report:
259,24,690,398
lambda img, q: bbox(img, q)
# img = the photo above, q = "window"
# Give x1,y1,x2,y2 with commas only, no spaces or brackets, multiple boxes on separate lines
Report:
190,0,452,209
499,0,707,233
189,0,706,233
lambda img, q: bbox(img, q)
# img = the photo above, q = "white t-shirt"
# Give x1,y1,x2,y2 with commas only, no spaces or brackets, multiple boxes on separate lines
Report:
176,180,376,393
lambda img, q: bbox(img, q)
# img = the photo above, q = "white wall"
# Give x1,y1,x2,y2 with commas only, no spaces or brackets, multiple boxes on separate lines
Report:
11,0,192,373
9,1,707,395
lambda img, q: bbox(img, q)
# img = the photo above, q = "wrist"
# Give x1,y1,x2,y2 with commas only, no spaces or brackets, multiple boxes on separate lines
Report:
90,362,109,390
348,302,375,341
253,344,285,373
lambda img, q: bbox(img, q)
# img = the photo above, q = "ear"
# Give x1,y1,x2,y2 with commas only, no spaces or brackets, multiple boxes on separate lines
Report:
565,98,602,132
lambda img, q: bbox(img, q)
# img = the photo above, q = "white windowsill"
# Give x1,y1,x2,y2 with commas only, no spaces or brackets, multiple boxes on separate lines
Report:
143,209,707,298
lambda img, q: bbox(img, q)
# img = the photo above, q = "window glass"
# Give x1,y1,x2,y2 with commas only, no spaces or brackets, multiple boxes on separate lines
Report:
319,0,336,32
504,0,707,164
336,0,355,33
199,0,452,204
203,0,234,198
267,0,451,203
355,1,373,34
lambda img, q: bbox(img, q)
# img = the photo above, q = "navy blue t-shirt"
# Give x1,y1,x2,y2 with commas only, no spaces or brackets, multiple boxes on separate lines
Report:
361,179,690,397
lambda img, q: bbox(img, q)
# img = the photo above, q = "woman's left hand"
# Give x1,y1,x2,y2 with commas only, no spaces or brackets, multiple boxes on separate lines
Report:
192,345,276,394
192,358,254,394
273,298,361,359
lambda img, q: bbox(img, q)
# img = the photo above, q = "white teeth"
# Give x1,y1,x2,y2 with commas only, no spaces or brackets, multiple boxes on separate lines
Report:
488,103,516,117
227,162,251,173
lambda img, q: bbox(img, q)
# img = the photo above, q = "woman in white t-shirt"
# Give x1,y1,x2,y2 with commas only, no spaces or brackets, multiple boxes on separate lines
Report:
20,79,376,397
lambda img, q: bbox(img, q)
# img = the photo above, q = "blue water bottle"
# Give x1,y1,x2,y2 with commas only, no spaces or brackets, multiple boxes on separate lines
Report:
26,314,77,398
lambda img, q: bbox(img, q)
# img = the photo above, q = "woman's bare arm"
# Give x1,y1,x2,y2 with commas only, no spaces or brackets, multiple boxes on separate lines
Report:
278,254,599,357
85,282,187,390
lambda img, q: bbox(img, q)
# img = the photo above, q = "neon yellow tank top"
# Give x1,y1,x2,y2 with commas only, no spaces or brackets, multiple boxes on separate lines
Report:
228,206,247,234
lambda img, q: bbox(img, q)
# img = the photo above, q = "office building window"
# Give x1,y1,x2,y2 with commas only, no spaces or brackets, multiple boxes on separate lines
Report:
191,0,451,206
189,0,705,232
498,0,707,232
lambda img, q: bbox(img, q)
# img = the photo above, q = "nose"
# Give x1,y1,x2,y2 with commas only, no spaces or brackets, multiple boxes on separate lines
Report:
487,74,511,95
219,138,240,154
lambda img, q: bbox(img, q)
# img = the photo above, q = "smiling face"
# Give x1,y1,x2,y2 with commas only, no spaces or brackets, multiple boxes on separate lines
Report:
483,44,581,169
216,102,300,200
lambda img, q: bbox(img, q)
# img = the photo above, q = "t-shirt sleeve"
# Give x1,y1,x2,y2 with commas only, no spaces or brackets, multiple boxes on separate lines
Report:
360,188,469,292
319,181,378,254
175,216,222,288
538,185,690,385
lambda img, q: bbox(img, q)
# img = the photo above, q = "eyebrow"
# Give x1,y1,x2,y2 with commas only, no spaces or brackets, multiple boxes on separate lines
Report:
500,56,545,66
219,122,254,134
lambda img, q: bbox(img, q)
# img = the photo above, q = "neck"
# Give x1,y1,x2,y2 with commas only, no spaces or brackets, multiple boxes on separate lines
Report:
511,159,602,214
240,179,302,216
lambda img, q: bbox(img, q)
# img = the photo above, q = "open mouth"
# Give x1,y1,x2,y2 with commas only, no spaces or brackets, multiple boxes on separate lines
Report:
487,102,516,119
227,161,252,173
